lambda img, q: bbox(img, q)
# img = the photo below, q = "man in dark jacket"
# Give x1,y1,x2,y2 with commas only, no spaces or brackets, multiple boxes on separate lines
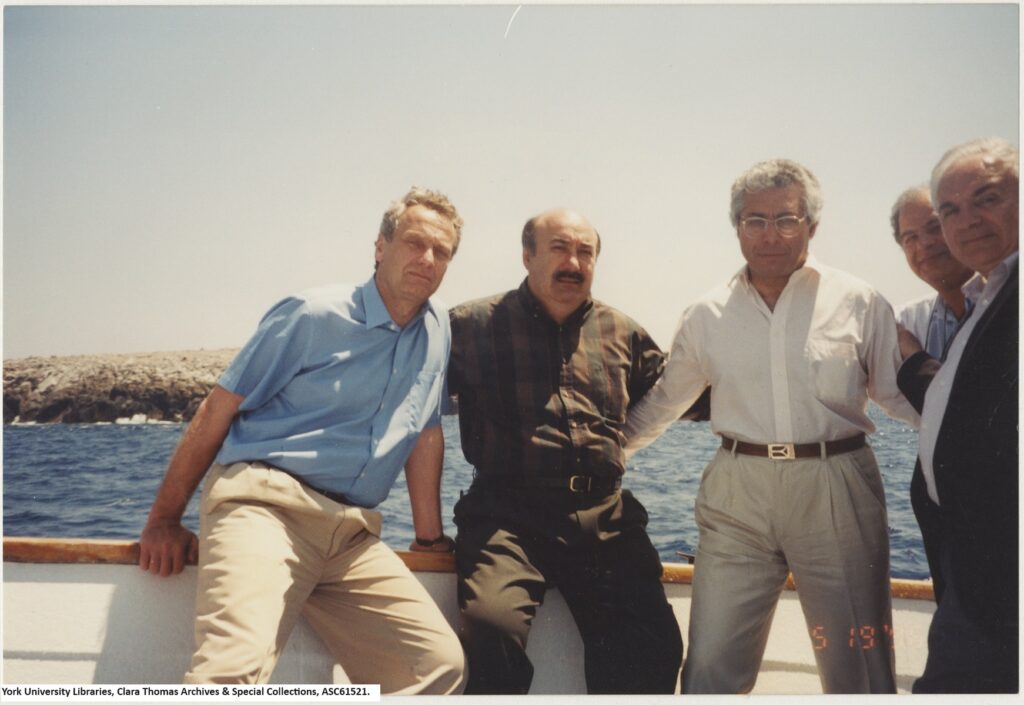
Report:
897,137,1018,693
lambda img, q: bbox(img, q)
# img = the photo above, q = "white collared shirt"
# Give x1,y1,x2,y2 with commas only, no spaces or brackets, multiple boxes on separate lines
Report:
917,251,1019,505
624,256,919,456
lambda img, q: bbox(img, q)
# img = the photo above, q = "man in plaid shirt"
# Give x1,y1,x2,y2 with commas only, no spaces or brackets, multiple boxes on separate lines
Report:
447,208,683,694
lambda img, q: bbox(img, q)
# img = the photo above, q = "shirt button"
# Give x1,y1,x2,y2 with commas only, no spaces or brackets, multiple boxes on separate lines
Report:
569,420,577,428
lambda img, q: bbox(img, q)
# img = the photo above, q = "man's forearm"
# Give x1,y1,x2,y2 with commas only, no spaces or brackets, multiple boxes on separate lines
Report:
139,385,243,575
404,425,445,541
146,385,243,524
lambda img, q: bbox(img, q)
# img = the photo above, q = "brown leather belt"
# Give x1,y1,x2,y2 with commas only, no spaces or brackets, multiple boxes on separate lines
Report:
721,433,866,460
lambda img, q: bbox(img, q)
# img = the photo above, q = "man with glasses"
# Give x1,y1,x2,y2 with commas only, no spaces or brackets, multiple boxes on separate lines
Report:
624,159,918,694
890,185,975,358
896,138,1018,693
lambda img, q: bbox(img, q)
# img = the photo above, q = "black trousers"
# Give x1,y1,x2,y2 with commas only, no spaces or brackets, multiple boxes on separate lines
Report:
912,544,1018,693
453,485,683,694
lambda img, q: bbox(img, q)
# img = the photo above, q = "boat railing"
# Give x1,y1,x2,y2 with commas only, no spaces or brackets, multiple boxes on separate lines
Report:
2,536,934,600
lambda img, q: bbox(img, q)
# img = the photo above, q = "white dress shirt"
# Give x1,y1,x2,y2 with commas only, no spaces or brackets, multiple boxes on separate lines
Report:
625,256,919,455
917,251,1018,505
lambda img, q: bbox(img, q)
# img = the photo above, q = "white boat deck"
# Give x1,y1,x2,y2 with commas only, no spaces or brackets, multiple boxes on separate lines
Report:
3,539,935,694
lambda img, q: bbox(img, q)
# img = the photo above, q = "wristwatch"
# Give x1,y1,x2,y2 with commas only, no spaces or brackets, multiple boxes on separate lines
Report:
415,535,446,547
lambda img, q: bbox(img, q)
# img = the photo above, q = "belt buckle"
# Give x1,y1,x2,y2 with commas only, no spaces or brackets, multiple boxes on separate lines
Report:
568,475,591,493
767,443,795,460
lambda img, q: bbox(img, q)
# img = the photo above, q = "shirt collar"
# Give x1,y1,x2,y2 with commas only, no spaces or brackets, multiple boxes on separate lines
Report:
516,277,593,325
361,276,437,330
956,251,1019,303
732,254,823,293
995,250,1019,279
962,272,985,300
980,250,1019,294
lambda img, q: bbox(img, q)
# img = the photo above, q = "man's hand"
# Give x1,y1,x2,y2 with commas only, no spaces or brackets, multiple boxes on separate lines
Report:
897,324,924,360
135,385,242,578
409,534,455,553
139,519,199,576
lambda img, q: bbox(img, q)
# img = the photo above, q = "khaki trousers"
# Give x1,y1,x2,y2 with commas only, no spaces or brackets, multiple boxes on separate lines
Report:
682,446,896,694
184,462,465,693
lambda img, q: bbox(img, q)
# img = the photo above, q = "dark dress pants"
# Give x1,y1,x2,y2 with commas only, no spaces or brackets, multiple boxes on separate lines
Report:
912,545,1018,693
453,486,683,694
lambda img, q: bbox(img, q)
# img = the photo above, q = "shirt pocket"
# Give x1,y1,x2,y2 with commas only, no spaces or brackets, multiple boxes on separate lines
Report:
806,339,865,412
588,358,629,423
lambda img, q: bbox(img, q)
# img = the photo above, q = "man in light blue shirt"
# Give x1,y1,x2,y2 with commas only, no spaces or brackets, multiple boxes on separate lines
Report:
137,187,466,692
891,185,974,358
214,278,448,507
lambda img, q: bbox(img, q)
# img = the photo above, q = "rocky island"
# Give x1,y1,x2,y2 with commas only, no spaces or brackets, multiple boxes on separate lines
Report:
3,349,238,424
4,349,713,425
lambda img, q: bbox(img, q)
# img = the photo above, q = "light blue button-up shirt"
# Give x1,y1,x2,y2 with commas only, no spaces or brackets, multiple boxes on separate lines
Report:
215,277,449,508
897,292,976,360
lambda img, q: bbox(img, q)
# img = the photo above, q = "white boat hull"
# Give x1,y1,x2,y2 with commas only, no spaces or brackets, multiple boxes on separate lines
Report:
3,540,936,693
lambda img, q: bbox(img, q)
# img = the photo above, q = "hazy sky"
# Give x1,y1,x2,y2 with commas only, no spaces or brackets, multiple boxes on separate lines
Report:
3,3,1019,358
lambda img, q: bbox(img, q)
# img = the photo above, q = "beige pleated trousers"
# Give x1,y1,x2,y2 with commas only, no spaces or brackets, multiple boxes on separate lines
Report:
184,462,465,693
681,445,896,694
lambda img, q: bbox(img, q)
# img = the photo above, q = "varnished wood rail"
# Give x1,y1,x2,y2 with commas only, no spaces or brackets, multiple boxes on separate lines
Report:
2,536,934,600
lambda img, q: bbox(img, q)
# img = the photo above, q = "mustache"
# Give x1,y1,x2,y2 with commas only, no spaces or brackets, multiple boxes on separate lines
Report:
554,270,584,283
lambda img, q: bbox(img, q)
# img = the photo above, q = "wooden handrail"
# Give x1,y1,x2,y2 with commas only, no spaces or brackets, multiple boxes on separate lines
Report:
2,536,933,600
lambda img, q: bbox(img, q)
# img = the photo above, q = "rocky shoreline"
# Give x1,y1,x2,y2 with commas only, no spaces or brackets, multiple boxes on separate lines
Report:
3,349,238,424
4,348,713,426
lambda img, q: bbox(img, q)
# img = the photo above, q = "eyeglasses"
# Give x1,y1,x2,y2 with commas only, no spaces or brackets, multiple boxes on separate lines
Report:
898,219,943,251
738,215,809,239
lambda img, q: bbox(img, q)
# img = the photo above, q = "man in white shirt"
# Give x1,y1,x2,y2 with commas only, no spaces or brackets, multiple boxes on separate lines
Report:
624,159,918,694
890,185,974,358
896,138,1018,693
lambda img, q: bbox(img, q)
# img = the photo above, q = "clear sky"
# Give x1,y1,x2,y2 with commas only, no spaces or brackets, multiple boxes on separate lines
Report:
3,3,1019,358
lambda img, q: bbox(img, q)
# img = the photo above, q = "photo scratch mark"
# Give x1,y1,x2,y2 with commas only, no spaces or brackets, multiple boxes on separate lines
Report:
504,6,522,40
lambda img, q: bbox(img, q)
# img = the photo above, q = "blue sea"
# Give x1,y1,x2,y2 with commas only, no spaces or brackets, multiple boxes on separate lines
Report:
2,408,929,579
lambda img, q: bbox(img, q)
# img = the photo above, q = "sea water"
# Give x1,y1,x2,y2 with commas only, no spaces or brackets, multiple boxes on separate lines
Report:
2,408,929,579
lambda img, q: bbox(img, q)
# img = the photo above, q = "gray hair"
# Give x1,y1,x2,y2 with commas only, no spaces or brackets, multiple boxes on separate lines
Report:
931,137,1020,206
889,184,931,245
729,159,824,228
379,186,464,255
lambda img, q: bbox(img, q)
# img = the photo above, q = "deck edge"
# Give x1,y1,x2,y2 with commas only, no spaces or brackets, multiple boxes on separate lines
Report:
2,536,934,600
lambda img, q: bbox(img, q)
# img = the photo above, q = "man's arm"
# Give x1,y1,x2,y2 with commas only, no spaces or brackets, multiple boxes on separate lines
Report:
627,327,667,404
138,385,243,576
404,425,453,553
897,323,924,360
896,351,941,413
623,314,707,457
628,325,711,422
863,294,921,427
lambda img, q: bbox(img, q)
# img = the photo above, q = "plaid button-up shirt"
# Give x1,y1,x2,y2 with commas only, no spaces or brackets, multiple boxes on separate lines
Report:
449,279,665,481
